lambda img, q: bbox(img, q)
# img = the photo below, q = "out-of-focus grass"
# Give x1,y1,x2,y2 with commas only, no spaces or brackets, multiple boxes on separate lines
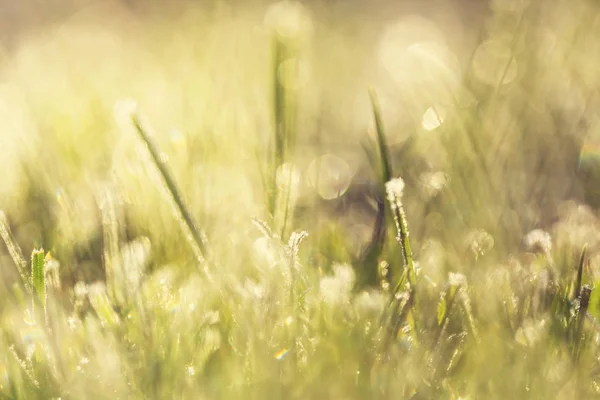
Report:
1,0,600,398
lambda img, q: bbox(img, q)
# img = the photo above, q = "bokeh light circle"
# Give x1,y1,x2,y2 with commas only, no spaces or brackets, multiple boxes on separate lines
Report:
306,154,353,200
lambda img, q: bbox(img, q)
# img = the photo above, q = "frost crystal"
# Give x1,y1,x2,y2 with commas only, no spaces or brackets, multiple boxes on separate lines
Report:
385,177,405,202
523,229,552,255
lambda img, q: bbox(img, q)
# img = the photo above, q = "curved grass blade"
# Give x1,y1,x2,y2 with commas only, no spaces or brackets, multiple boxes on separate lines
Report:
356,89,395,287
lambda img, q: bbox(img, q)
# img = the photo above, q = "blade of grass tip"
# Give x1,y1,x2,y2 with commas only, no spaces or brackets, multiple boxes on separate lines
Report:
368,88,393,188
251,217,274,239
0,210,31,293
131,113,209,264
31,248,46,318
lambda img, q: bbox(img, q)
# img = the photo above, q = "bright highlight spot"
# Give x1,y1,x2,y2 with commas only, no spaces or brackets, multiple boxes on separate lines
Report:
306,154,352,200
420,171,448,198
186,365,196,377
422,105,447,131
274,348,289,360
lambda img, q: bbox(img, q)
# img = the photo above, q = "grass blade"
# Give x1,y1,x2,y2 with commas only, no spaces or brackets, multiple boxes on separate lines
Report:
269,36,286,220
0,210,31,293
357,89,395,287
574,246,587,301
131,114,209,264
31,248,46,316
368,88,393,188
432,283,461,348
99,187,125,306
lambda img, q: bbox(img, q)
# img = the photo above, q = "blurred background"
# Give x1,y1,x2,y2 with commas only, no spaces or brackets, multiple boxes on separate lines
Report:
0,0,599,291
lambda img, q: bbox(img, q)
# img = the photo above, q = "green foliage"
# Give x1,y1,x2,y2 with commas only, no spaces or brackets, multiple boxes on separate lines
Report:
2,0,600,398
131,113,209,266
0,211,31,293
30,248,45,314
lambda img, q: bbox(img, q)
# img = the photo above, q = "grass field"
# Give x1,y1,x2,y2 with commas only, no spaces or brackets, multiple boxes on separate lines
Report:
1,0,600,398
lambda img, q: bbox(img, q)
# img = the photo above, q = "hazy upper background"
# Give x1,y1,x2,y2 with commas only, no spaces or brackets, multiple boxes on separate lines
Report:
1,0,599,287
0,0,490,46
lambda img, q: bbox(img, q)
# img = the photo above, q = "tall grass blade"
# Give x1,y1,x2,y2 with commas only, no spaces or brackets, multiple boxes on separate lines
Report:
131,114,209,264
0,210,31,293
269,36,286,220
270,35,299,239
368,88,393,188
574,246,587,301
357,90,395,286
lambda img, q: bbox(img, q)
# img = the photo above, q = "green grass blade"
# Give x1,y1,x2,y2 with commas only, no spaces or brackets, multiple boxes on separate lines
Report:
368,88,393,188
131,114,209,264
357,89,395,287
270,34,299,239
433,283,460,348
269,36,286,220
385,179,416,290
574,246,587,300
99,188,125,306
31,248,46,314
0,210,31,293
